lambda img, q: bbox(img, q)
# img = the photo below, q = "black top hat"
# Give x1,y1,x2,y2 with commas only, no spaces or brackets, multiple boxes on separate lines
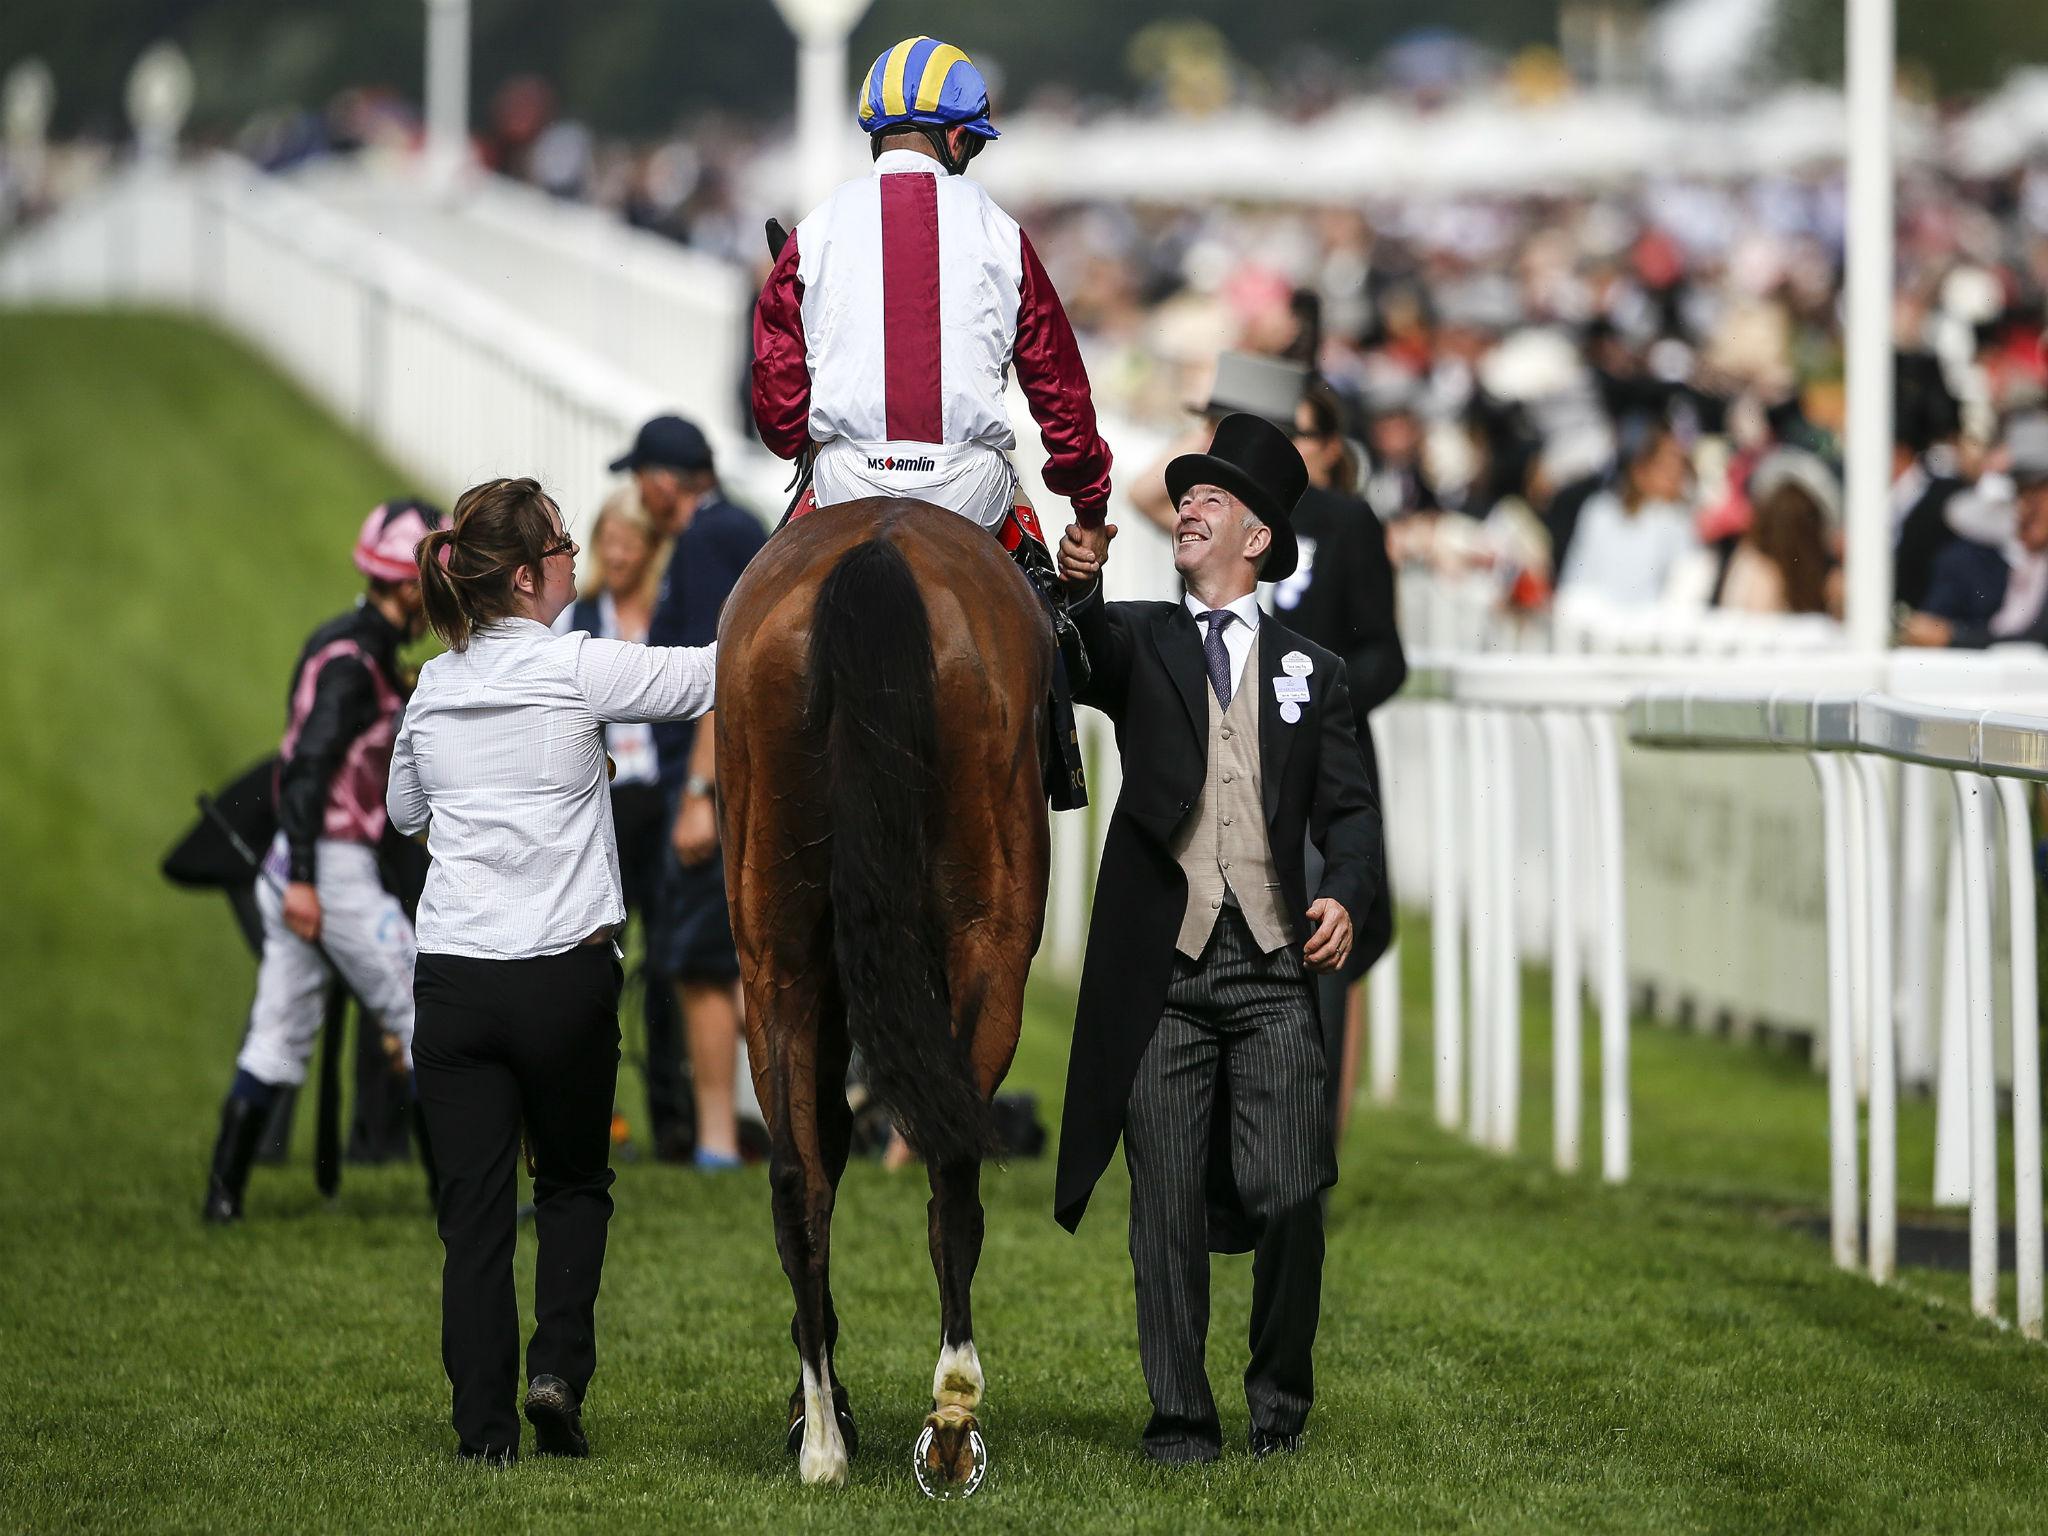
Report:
1165,412,1309,581
610,414,713,473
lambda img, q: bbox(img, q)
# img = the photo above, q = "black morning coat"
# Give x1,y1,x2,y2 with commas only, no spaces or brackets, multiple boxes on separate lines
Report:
1052,591,1388,1247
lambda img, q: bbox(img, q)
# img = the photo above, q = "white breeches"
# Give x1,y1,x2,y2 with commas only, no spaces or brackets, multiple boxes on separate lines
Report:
811,438,1019,531
238,835,417,1086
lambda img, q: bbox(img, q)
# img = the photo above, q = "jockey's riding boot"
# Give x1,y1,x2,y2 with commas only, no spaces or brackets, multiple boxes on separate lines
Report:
1007,528,1093,693
1003,526,1089,810
202,1095,267,1225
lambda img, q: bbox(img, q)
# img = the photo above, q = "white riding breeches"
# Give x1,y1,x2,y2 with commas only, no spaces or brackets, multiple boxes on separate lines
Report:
811,438,1019,531
238,835,418,1086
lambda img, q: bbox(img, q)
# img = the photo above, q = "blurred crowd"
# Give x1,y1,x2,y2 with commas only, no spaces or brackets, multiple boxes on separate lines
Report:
26,55,2048,647
1019,161,2048,644
317,68,2048,647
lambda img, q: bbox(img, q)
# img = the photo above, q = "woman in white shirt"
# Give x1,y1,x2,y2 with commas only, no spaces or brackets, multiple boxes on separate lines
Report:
1556,423,1699,609
388,476,717,1464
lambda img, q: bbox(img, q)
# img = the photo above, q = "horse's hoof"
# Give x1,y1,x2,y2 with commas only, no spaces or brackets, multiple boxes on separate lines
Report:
914,1405,988,1499
786,1387,860,1460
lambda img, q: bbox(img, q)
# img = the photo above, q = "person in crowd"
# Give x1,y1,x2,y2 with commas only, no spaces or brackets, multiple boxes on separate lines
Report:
1904,413,2048,648
390,478,718,1464
1276,376,1404,1139
202,499,441,1225
1356,369,1441,528
1129,352,1311,534
1555,418,1699,608
1051,414,1385,1464
555,485,691,1161
1715,448,1841,616
612,415,766,1170
1891,352,1972,613
751,34,1110,808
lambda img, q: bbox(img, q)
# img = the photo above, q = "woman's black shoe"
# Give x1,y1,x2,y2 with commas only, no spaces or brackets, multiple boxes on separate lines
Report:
456,1443,517,1466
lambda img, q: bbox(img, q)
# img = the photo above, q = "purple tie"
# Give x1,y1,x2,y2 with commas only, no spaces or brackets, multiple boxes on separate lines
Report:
1202,609,1236,709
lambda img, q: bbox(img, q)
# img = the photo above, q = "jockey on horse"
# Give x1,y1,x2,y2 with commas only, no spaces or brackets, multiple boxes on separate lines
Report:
751,33,1111,809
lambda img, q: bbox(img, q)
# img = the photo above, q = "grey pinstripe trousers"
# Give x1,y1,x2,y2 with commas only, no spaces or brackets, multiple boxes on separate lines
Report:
1125,906,1333,1461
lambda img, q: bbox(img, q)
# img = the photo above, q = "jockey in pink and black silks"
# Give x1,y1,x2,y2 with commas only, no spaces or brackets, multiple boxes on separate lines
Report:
751,35,1113,559
200,498,442,1227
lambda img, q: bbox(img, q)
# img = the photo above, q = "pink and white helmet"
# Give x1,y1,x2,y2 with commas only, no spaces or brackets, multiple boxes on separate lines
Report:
352,498,443,583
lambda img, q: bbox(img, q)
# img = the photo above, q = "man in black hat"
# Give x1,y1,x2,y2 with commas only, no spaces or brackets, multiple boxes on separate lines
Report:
613,414,767,1169
1050,413,1386,1464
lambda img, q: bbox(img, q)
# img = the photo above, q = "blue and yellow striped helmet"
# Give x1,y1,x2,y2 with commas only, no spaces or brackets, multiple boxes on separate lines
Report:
858,36,999,140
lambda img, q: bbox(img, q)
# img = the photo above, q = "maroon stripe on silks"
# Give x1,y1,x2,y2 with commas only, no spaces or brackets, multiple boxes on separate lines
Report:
879,173,943,442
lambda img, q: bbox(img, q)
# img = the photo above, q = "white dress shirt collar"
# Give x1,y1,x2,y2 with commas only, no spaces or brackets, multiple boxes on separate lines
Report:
1183,590,1262,632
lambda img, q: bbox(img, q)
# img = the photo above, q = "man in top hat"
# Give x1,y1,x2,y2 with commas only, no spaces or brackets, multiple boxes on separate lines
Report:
1051,413,1386,1463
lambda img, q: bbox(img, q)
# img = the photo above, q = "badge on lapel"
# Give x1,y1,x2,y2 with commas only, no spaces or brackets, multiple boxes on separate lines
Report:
1273,672,1309,724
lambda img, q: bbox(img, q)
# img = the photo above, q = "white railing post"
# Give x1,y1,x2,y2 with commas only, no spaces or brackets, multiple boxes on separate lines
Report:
1950,771,2000,1321
1368,942,1400,1106
1489,709,1520,1152
1934,838,1972,1206
1841,748,1873,1100
1854,755,1896,1284
1995,776,2043,1338
1367,715,1400,1106
1464,708,1494,1145
1585,709,1629,1184
1427,703,1464,1131
1895,763,1938,1087
1811,752,1861,1270
1540,710,1583,1173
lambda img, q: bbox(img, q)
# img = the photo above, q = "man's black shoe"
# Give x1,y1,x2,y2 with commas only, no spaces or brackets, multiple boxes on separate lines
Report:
524,1374,589,1457
1249,1428,1304,1458
201,1186,242,1225
1142,1437,1221,1466
456,1443,517,1467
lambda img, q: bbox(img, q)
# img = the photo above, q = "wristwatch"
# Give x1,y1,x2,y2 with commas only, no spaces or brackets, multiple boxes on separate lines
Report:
684,774,716,800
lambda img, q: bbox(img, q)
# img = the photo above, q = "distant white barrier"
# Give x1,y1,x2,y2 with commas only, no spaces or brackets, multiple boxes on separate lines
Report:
2,159,666,534
1631,685,2048,1338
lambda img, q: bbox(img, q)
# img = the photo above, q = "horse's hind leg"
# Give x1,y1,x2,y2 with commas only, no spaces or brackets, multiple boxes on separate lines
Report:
928,1154,986,1407
920,1155,987,1490
781,1003,859,1462
762,1005,853,1487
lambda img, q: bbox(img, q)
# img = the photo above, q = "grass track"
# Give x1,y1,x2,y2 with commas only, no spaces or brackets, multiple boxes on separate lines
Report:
4,311,2047,1533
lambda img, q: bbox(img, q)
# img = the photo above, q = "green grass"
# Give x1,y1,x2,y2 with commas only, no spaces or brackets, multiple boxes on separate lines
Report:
5,311,2048,1533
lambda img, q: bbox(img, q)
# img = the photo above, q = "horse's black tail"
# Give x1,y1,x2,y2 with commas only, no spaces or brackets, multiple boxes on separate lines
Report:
807,537,993,1165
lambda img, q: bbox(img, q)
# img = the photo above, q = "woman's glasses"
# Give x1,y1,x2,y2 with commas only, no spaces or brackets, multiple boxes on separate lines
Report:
543,536,579,561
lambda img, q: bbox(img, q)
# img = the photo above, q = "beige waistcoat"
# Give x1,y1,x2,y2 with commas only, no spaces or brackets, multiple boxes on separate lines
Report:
1170,661,1290,959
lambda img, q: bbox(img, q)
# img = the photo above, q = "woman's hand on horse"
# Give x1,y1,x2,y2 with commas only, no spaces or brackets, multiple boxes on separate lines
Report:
672,793,720,867
283,881,323,944
1058,521,1117,588
1302,897,1352,974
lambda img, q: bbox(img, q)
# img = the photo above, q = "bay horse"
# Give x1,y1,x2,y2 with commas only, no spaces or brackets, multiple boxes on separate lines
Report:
715,497,1052,1491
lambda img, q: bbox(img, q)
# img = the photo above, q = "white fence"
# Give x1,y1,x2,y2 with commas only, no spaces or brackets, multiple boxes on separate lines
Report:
1,158,668,529
1632,687,2048,1338
1378,646,2048,1204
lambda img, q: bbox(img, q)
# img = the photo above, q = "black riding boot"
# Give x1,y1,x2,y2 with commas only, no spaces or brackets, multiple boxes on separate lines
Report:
1007,532,1090,812
203,1095,268,1225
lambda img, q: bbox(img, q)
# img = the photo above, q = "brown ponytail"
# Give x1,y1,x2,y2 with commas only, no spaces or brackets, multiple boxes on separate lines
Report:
417,477,562,651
